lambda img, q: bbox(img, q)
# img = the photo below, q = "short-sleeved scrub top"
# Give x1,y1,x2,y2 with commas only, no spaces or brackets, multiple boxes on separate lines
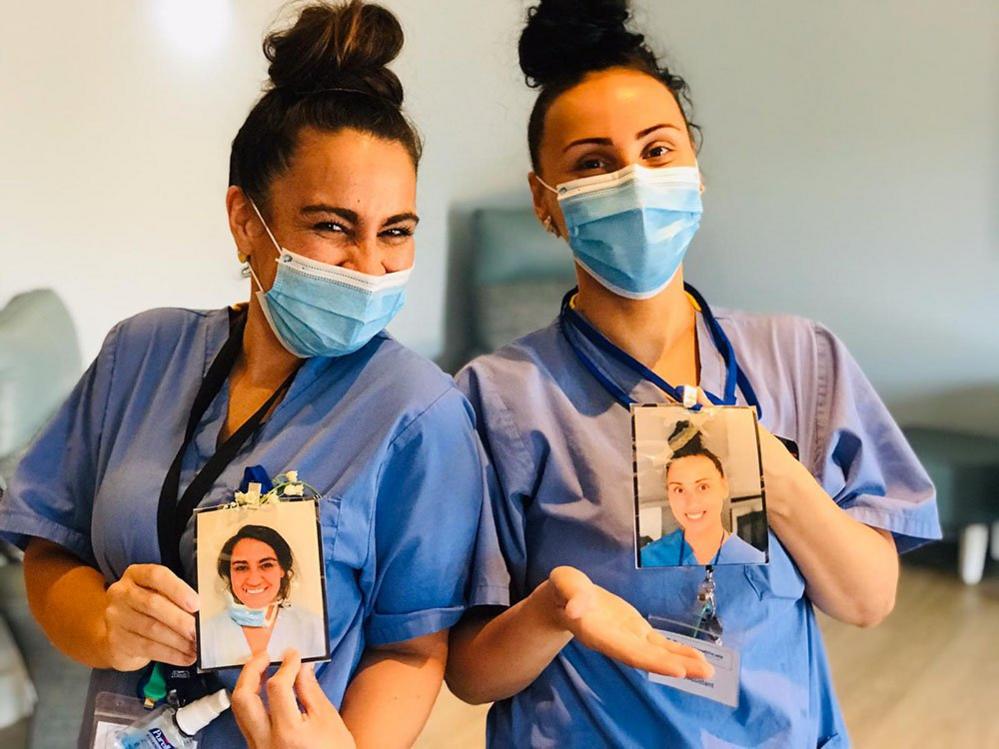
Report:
458,305,940,749
640,529,767,567
0,307,485,747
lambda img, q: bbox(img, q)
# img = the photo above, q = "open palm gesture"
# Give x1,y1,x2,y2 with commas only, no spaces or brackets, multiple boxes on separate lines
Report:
548,566,714,680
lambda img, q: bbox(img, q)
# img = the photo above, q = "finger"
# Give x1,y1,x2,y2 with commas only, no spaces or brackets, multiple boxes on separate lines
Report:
235,650,271,697
127,564,199,613
548,566,592,604
563,585,595,621
233,652,272,748
647,633,715,680
648,630,708,661
123,583,197,641
114,629,195,668
295,662,337,721
266,650,304,730
114,609,194,655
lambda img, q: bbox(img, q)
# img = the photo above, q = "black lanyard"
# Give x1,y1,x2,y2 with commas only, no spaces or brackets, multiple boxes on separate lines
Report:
559,283,762,418
156,309,296,576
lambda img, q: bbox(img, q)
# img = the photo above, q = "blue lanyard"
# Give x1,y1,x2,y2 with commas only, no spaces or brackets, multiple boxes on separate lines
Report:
558,283,762,419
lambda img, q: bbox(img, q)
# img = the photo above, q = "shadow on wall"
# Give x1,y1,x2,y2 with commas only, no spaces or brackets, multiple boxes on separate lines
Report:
891,385,999,439
438,193,577,374
437,202,481,374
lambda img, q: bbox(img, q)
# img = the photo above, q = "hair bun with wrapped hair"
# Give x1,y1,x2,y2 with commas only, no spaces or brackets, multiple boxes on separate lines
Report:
519,0,649,88
229,1,421,206
265,0,405,107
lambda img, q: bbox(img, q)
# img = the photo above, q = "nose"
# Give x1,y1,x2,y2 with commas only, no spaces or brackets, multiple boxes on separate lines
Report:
341,236,387,276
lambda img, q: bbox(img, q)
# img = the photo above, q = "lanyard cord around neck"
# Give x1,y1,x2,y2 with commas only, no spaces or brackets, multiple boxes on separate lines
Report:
558,283,763,419
156,309,297,576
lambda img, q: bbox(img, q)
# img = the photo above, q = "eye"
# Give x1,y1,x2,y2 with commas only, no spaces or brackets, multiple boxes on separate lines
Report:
573,154,610,173
380,226,414,240
644,143,673,161
232,562,248,572
314,221,347,234
260,560,277,570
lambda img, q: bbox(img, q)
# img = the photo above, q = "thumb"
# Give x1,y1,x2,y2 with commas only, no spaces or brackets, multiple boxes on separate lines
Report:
549,566,595,621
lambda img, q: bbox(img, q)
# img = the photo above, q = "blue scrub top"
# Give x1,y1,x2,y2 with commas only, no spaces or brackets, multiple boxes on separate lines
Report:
458,306,940,749
0,307,485,747
641,529,767,567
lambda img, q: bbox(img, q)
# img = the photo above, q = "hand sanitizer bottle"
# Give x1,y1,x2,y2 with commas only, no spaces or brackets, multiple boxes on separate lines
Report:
115,689,231,749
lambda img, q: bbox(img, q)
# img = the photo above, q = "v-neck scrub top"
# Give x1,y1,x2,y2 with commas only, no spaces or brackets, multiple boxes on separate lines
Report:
0,307,485,747
458,306,940,749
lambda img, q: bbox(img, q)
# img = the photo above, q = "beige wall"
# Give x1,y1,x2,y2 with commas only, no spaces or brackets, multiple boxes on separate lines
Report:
3,1,996,432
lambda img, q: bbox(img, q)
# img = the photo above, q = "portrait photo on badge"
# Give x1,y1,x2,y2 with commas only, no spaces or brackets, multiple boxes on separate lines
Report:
194,499,330,671
632,404,768,567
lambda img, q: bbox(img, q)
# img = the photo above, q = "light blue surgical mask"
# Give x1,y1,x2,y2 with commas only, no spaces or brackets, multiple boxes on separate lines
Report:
540,164,703,300
226,591,277,628
247,202,412,358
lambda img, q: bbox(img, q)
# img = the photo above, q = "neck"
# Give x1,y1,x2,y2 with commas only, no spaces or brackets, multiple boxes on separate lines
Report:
685,526,728,565
574,267,697,377
237,295,302,388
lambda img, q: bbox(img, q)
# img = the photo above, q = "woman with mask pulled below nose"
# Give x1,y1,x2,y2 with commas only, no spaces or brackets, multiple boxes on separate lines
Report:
445,1,940,747
0,2,484,747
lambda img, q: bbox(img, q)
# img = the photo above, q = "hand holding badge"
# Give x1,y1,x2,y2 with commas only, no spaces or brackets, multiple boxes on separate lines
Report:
632,392,769,707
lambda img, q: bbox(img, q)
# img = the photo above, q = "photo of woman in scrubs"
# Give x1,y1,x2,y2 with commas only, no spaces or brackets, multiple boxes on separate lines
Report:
639,421,766,567
445,1,941,747
200,525,326,670
0,2,484,746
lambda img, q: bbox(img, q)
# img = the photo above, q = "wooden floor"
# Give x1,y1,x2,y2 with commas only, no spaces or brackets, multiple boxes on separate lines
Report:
416,548,999,748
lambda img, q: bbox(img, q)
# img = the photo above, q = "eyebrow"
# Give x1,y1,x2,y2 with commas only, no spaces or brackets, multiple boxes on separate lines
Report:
301,204,419,227
233,556,278,564
384,212,420,226
563,123,682,153
302,204,358,223
668,476,714,485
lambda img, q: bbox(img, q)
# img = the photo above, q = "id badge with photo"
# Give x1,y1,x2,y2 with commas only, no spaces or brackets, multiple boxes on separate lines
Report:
193,471,331,672
631,403,769,569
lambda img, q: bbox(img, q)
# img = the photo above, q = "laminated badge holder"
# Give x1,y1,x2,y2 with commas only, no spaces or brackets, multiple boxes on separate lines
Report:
559,284,763,705
147,308,297,709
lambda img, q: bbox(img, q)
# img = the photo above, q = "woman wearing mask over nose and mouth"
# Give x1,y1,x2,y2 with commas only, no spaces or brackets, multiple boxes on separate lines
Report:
0,2,484,746
445,1,940,747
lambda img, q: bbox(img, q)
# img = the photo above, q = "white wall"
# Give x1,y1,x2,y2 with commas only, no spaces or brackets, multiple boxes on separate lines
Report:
3,1,997,433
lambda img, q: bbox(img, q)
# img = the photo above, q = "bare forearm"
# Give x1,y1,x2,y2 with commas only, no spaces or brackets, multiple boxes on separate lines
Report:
446,582,572,705
768,472,898,627
23,539,113,668
340,638,447,749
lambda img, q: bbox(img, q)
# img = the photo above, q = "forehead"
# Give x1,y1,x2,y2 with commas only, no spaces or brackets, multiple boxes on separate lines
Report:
543,68,687,148
231,537,276,559
269,126,416,210
667,454,720,479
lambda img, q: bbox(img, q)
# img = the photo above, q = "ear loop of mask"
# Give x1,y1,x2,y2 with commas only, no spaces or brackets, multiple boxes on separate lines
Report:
244,200,283,293
535,176,562,237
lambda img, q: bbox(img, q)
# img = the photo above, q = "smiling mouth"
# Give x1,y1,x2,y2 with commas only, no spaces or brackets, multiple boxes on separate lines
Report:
242,586,269,595
685,511,706,521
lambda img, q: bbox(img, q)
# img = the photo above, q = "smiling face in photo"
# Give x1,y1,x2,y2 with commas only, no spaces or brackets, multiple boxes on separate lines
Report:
229,538,285,608
666,454,728,536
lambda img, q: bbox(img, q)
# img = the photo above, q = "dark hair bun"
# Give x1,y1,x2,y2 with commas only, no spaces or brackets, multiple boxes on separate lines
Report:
265,0,405,107
519,0,648,88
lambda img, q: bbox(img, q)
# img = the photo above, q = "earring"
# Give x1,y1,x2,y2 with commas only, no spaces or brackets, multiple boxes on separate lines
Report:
543,216,559,237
